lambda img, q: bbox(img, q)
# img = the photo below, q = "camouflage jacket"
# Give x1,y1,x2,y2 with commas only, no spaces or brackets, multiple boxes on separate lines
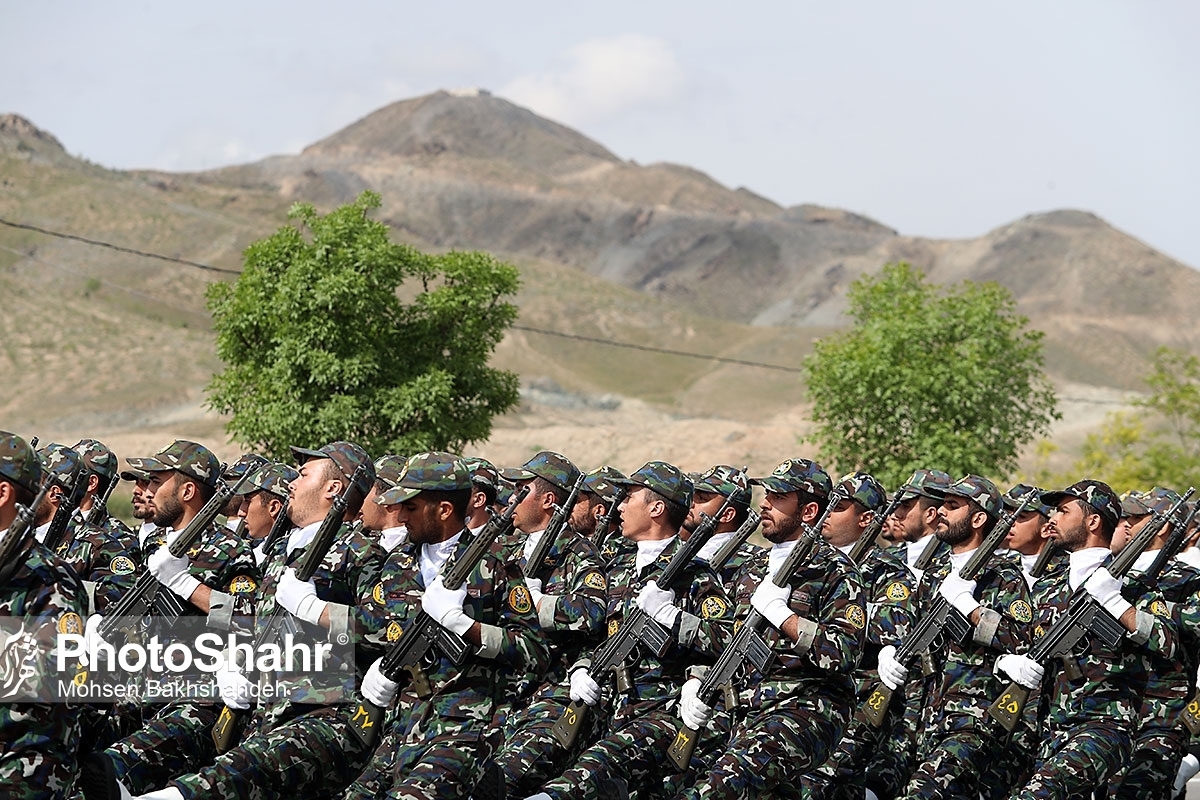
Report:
725,540,866,712
700,540,763,600
358,531,549,724
53,518,139,614
141,522,260,624
576,536,735,721
913,549,1033,728
1031,555,1176,733
0,540,86,800
857,544,919,684
598,533,636,568
500,527,608,688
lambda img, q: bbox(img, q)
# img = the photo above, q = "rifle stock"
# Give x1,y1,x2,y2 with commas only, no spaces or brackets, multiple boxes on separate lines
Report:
848,488,906,565
594,488,625,550
707,511,761,574
0,480,53,585
524,473,586,580
85,471,121,529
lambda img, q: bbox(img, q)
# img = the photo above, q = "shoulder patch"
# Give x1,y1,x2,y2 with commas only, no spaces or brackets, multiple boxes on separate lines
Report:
109,556,136,575
884,581,911,602
583,571,607,591
700,595,730,619
58,612,84,636
608,619,620,637
1151,599,1171,618
1009,600,1033,623
372,582,386,605
386,621,404,642
229,575,258,595
844,604,866,630
509,585,534,614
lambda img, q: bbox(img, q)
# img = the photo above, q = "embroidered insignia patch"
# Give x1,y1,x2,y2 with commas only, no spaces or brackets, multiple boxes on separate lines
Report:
387,621,403,642
700,596,730,619
1151,599,1171,618
57,612,84,636
608,619,620,637
372,582,385,605
109,556,136,575
583,571,607,591
844,604,866,630
1009,600,1033,623
229,575,257,594
509,585,533,614
885,581,911,602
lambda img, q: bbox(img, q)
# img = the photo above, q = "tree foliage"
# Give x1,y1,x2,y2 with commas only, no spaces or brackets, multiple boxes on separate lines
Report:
803,262,1059,486
206,191,521,460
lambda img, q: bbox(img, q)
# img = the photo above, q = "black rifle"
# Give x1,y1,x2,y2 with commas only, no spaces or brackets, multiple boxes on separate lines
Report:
1029,540,1061,580
912,531,943,572
593,488,626,550
212,467,366,752
862,499,1026,728
550,494,734,751
44,460,89,552
666,489,844,770
707,511,762,574
345,484,530,749
524,473,586,580
987,487,1194,732
257,498,292,558
84,471,121,528
848,488,907,565
100,472,252,637
0,480,53,585
1146,500,1200,583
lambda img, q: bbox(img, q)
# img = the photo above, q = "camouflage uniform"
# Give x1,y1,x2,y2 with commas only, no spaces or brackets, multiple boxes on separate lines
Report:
72,439,137,546
539,461,735,800
897,476,1034,800
490,452,609,797
345,452,550,800
690,466,762,597
1013,480,1176,800
0,431,87,800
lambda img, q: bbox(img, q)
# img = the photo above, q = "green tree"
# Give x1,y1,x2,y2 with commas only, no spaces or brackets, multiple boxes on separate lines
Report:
803,262,1059,486
206,191,521,459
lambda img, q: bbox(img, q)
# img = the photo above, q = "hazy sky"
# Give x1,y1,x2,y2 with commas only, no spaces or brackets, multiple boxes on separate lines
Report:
5,2,1198,267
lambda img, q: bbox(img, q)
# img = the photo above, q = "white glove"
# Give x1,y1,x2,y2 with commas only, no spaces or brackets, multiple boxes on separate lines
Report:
147,547,201,601
877,644,908,690
678,677,712,730
422,576,474,636
751,579,794,630
569,667,601,706
361,658,400,708
994,653,1045,690
937,571,980,618
636,580,681,627
216,663,255,710
1174,753,1200,795
275,568,328,626
82,614,106,662
1084,566,1133,620
526,577,545,610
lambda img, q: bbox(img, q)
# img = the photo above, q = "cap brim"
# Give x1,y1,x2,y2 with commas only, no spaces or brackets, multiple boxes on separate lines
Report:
749,476,794,493
126,456,171,473
289,446,327,463
1038,490,1076,508
119,468,150,482
376,485,421,505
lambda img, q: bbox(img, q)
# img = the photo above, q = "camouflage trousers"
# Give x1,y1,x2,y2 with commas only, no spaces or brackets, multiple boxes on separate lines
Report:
490,685,605,798
676,700,847,800
169,707,368,800
1010,723,1132,800
103,702,216,794
803,706,913,800
896,724,999,800
344,703,494,800
0,702,81,800
1109,726,1186,800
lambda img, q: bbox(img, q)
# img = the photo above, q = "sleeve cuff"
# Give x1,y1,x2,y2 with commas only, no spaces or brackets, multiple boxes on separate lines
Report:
678,610,702,648
973,607,1001,646
791,616,818,655
295,595,328,627
325,602,351,642
477,622,505,659
206,590,234,630
537,596,560,629
82,580,98,616
1128,609,1155,646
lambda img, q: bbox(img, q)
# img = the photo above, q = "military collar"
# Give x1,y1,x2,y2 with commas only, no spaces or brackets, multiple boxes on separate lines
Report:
286,519,322,555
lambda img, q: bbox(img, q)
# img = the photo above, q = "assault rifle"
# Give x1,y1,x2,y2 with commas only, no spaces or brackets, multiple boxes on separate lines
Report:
1029,540,1061,580
84,471,121,528
550,494,734,751
100,471,252,637
524,473,586,580
212,466,366,752
257,498,292,559
861,498,1026,728
707,511,762,574
346,484,530,749
988,487,1194,732
594,488,625,550
666,489,845,770
44,459,89,552
848,488,907,565
0,479,53,585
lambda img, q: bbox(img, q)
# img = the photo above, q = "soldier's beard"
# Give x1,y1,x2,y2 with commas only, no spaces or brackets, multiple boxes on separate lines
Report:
936,515,973,546
153,486,184,529
762,514,802,544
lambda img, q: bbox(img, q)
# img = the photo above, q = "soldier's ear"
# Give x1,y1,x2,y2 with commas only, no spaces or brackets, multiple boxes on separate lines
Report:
800,500,821,523
177,479,197,503
719,504,738,525
971,509,989,530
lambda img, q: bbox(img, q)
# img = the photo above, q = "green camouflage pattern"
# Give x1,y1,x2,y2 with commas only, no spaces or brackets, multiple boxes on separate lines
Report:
898,468,952,501
99,702,219,795
613,459,694,509
835,471,886,511
128,439,222,489
463,456,499,489
0,430,42,494
1041,479,1121,528
693,465,751,506
375,451,470,505
73,438,118,482
54,517,140,614
582,465,626,506
514,450,582,494
750,457,833,498
233,462,298,501
1004,483,1053,517
372,454,407,488
940,473,1003,518
1139,486,1185,519
221,453,268,483
36,442,84,493
141,521,260,622
1120,490,1153,518
289,440,375,499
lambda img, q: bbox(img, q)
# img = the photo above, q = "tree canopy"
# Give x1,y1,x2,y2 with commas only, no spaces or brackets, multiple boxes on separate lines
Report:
206,191,521,459
803,262,1059,486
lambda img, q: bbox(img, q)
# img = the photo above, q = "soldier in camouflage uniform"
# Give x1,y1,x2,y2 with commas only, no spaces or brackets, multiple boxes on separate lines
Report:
118,464,159,559
525,461,733,800
487,452,609,797
0,431,86,800
878,475,1034,800
1000,484,1059,589
996,480,1177,799
359,454,407,552
463,456,501,528
891,470,952,583
569,466,625,544
1108,487,1200,799
72,439,136,547
218,454,269,537
345,451,549,800
80,440,260,798
685,465,760,596
674,458,866,800
234,462,298,565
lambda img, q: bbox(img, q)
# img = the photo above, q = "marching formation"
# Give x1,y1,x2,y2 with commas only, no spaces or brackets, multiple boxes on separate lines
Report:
3,429,1200,800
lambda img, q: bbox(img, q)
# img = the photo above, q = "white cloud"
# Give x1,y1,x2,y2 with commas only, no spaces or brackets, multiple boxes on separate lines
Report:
151,130,260,172
500,34,685,125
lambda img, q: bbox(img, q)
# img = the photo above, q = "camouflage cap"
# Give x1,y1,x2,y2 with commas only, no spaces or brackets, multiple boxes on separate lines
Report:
512,451,582,494
836,471,887,512
463,457,500,490
376,451,471,505
37,443,85,494
127,439,222,489
942,474,1003,518
613,460,693,509
1041,479,1121,529
0,431,42,494
289,441,375,498
1140,487,1185,520
693,465,752,506
222,453,269,483
73,438,118,482
1119,490,1152,519
582,466,626,506
1003,483,1053,517
750,458,833,498
235,462,298,501
119,466,151,483
897,468,952,501
373,455,408,489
